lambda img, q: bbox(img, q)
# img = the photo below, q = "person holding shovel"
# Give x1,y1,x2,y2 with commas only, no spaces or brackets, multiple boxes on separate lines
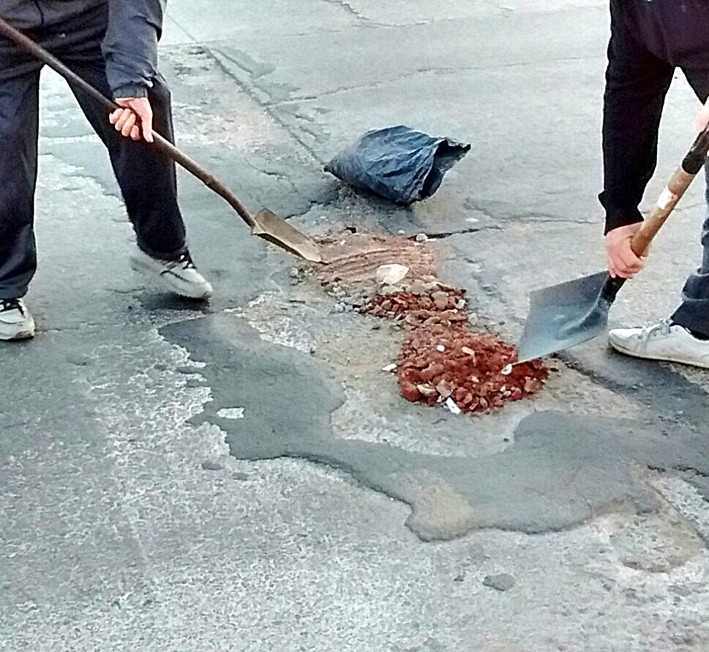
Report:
0,0,213,342
602,0,709,368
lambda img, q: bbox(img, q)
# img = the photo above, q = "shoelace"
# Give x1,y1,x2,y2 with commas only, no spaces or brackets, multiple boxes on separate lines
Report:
0,299,22,314
639,318,673,340
170,252,196,270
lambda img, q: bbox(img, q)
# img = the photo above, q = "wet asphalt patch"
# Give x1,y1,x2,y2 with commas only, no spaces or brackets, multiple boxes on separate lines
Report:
160,313,709,541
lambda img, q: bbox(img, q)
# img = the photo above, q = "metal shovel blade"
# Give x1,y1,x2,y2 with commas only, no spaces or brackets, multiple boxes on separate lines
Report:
517,271,612,362
251,209,322,263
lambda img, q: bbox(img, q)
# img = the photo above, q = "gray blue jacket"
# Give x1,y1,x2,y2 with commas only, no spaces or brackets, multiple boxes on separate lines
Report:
0,0,165,97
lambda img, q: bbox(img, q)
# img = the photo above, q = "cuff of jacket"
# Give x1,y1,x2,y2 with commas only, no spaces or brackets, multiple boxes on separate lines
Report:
603,206,644,235
112,84,150,99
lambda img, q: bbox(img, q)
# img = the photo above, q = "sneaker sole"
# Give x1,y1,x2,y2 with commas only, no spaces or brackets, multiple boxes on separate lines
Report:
131,257,213,300
609,339,709,369
0,330,34,341
0,321,35,341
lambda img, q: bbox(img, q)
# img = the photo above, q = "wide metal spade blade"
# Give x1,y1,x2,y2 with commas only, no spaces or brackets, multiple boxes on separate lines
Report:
517,271,614,362
252,209,322,263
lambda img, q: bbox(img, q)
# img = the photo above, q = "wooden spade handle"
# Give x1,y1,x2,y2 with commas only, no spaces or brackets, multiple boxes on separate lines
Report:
0,13,257,229
631,127,709,256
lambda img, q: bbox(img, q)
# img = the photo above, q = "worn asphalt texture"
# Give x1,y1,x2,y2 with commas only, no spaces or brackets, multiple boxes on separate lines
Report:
3,1,709,650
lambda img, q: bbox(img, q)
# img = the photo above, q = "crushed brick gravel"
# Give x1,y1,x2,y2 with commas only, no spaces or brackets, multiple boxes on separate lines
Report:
399,324,547,413
360,279,547,414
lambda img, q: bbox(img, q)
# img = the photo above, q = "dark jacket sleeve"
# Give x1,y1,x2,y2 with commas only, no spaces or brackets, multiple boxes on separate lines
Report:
102,0,166,98
599,0,673,234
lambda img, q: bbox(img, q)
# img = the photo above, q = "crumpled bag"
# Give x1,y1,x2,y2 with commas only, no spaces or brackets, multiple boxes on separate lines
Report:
325,125,470,205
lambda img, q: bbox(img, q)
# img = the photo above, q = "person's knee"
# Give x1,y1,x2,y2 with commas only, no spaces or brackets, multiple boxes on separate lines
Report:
0,114,31,140
0,139,37,209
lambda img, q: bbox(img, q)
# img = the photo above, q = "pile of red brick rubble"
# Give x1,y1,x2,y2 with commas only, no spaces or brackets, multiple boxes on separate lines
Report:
362,281,547,414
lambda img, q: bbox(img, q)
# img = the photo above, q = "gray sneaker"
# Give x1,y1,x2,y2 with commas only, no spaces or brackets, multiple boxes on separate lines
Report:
0,299,35,341
131,249,213,300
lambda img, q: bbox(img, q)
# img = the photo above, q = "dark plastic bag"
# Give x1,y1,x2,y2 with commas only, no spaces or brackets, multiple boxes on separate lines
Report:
325,125,470,205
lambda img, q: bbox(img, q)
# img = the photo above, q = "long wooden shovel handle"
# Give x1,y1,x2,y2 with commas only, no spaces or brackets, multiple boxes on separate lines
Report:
0,14,258,229
630,126,709,256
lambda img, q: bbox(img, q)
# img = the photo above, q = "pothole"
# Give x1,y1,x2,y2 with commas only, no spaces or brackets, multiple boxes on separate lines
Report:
313,231,548,415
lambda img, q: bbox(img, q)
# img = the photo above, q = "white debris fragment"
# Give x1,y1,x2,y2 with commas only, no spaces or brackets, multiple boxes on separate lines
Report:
382,363,397,373
417,384,438,397
415,233,429,242
217,408,245,420
446,397,462,415
501,364,513,376
376,264,410,285
437,345,446,352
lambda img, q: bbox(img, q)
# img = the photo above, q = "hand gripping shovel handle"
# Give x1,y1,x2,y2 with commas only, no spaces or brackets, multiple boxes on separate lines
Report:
0,14,258,230
602,124,709,304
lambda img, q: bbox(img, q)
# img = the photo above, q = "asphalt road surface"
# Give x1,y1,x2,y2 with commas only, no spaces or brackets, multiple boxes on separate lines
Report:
2,2,709,650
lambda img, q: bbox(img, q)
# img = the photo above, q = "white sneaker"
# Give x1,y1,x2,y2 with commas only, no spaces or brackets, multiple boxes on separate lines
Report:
131,249,213,300
0,299,36,341
608,319,709,369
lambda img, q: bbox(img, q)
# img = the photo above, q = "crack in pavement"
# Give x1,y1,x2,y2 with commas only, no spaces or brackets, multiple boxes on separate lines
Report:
266,55,604,106
207,47,326,164
424,226,496,240
676,465,709,480
318,0,370,23
463,197,595,225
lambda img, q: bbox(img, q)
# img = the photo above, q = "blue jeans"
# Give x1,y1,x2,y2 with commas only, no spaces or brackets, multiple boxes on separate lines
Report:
670,165,709,336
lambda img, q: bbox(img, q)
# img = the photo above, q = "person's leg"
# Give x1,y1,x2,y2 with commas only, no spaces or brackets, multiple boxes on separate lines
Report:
0,48,42,301
599,0,675,226
65,61,211,298
607,65,709,367
65,58,187,259
0,35,42,339
51,11,211,298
